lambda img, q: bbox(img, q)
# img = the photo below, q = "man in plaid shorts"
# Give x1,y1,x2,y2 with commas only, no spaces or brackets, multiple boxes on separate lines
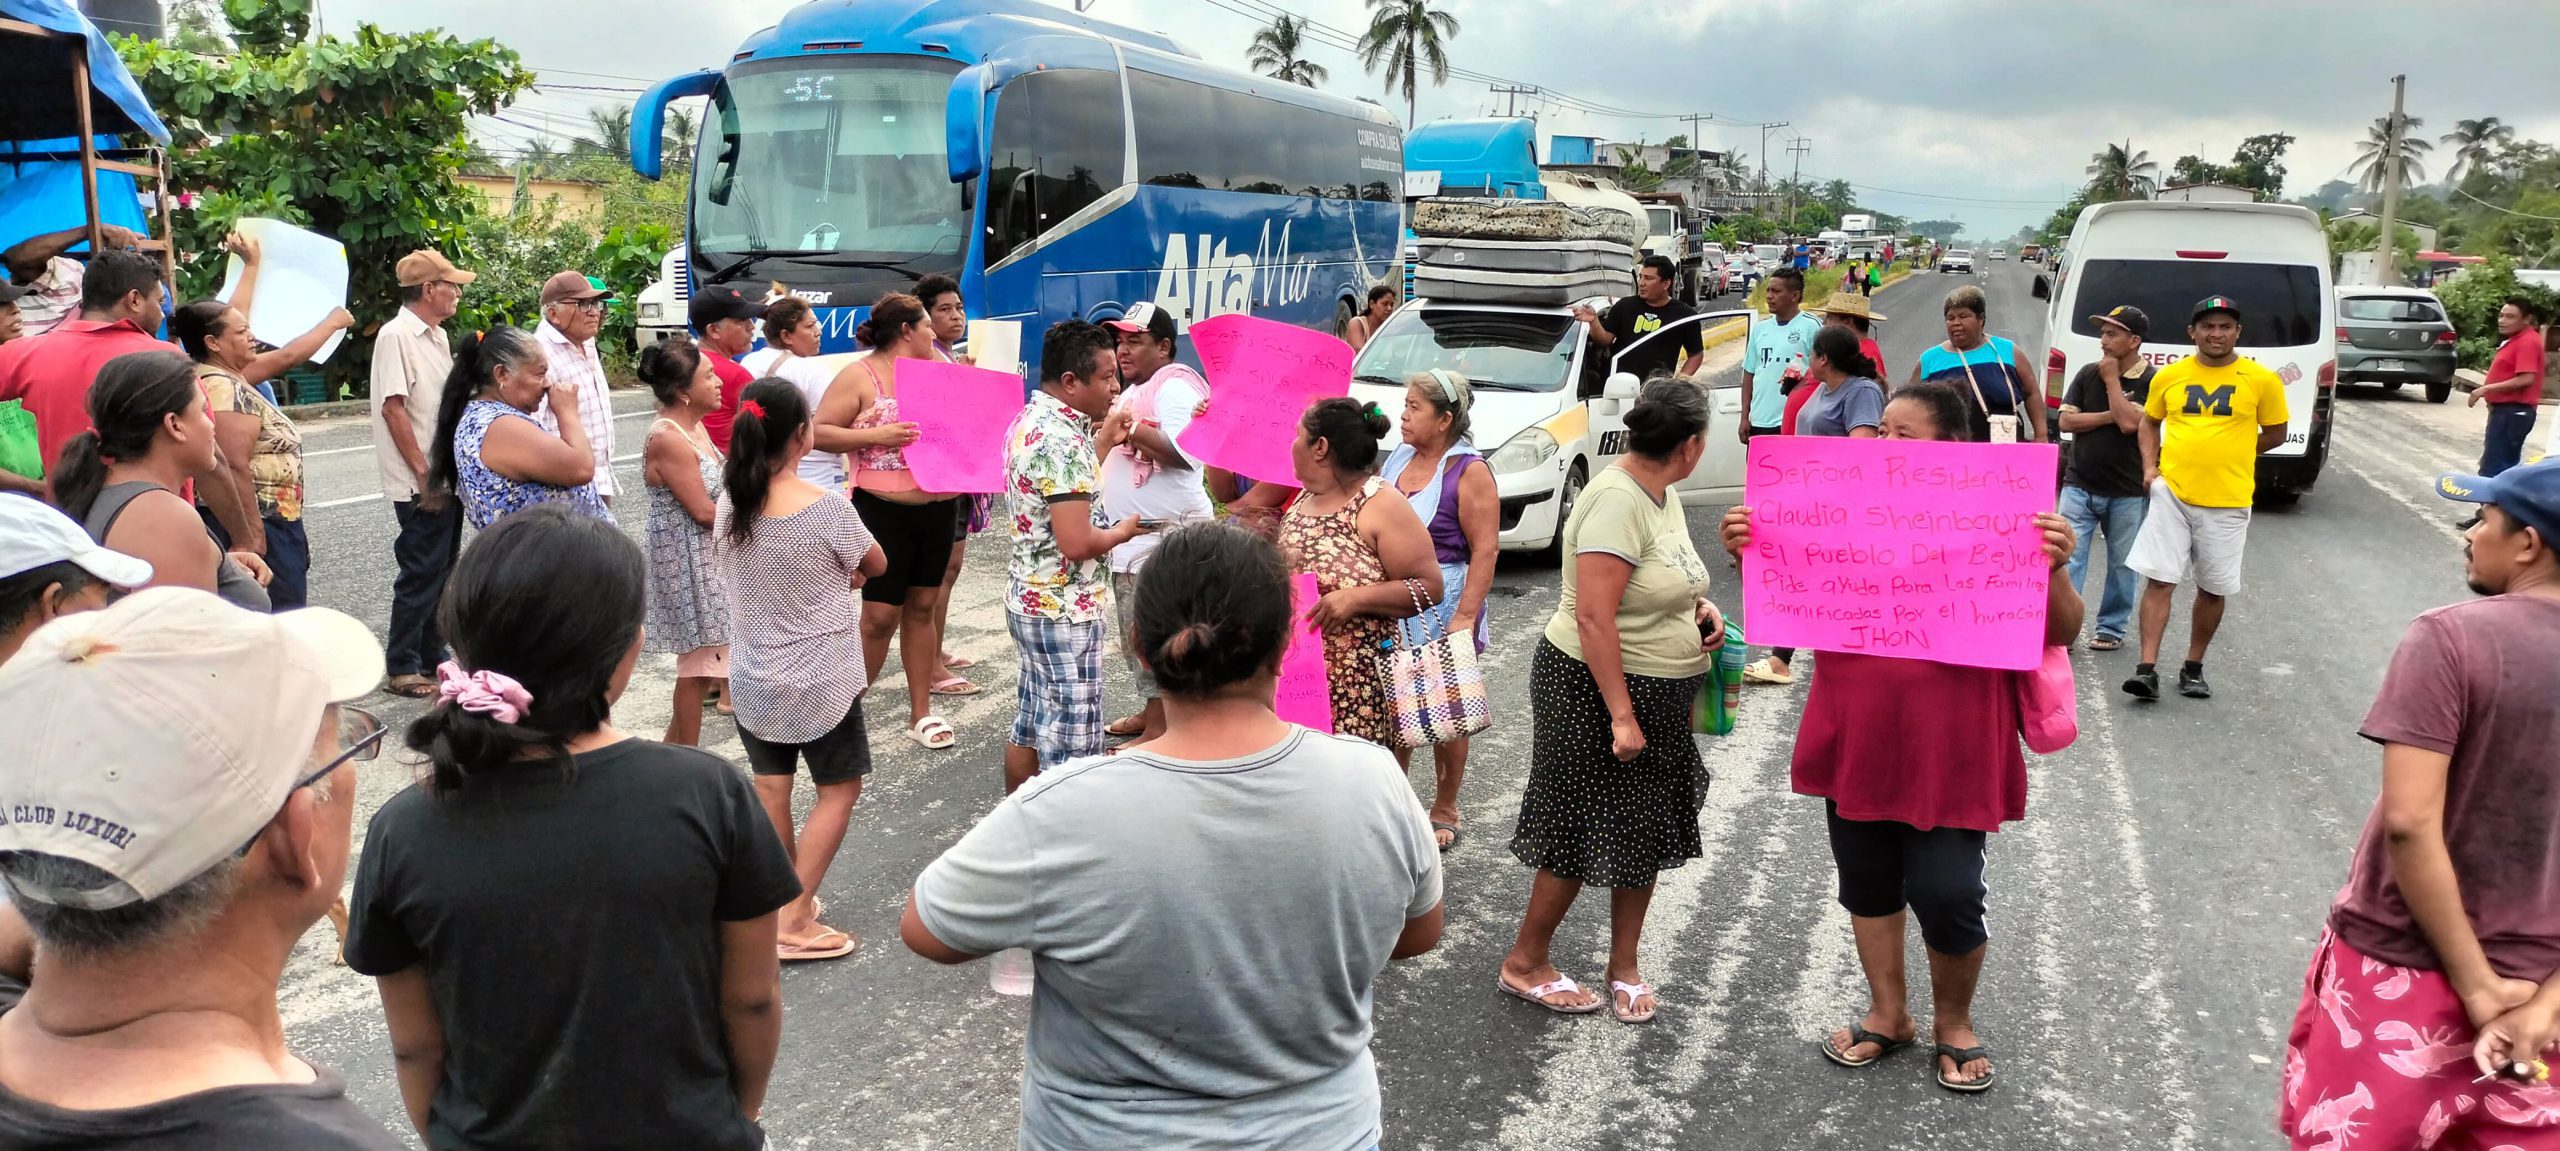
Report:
1000,321,1151,793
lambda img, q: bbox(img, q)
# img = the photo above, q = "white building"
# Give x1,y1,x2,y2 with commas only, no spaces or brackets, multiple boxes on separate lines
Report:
2155,182,2258,204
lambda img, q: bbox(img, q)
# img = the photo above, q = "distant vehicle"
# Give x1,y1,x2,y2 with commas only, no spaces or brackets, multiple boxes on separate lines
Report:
1752,242,1787,270
2512,268,2560,294
2019,243,2042,263
1632,194,1702,303
2334,285,2457,402
1938,249,1975,274
1348,299,1748,555
1988,247,2008,261
2033,199,2336,503
633,244,689,352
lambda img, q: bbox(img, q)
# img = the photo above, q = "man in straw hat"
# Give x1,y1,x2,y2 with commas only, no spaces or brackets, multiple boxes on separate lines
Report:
373,249,475,699
2056,305,2156,652
1786,291,1890,437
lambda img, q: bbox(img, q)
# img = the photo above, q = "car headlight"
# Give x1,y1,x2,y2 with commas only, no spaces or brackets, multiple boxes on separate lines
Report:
639,302,662,321
1488,428,1559,476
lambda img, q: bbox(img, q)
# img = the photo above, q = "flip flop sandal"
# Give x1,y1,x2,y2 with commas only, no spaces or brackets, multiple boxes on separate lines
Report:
1934,1043,1996,1093
1609,981,1658,1025
2088,635,2123,651
943,654,976,670
1741,658,1795,685
1431,821,1462,851
908,716,957,750
384,674,437,699
778,928,859,963
1821,1024,1914,1068
1496,974,1604,1015
1105,714,1148,739
929,675,982,697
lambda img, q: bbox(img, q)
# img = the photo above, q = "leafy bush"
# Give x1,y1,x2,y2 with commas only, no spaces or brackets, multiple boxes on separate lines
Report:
450,208,672,379
2436,255,2560,369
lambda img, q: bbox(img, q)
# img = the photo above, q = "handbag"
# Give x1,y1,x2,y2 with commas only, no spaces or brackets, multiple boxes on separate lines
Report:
2015,644,2078,754
1386,578,1490,747
1691,616,1750,736
0,400,40,481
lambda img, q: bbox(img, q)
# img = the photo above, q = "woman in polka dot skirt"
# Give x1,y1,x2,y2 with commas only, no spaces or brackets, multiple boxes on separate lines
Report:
1497,378,1724,1026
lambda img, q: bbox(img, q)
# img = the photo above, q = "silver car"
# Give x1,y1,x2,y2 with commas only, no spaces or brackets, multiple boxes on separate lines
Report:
2335,287,2458,403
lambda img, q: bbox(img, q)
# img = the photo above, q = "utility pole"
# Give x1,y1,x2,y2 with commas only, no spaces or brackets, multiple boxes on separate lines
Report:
2376,74,2409,286
1489,84,1538,119
1786,137,1811,231
1758,120,1789,212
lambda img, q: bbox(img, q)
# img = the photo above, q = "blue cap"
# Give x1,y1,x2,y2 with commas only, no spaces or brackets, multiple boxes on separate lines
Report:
2436,460,2560,542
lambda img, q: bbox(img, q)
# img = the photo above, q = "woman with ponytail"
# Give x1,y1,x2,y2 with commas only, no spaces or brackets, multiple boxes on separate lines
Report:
344,504,801,1151
812,291,965,751
429,326,606,529
55,350,271,610
1279,396,1442,746
638,338,729,746
716,378,886,962
1742,324,1887,686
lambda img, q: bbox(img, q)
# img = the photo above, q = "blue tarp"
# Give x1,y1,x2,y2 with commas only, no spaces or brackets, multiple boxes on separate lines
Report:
0,0,170,143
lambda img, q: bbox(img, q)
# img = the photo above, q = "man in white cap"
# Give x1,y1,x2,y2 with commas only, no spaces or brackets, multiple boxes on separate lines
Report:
534,270,617,503
0,587,401,1148
0,493,151,664
1097,302,1213,745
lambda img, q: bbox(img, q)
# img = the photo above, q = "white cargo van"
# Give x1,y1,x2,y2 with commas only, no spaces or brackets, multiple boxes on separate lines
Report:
2034,200,2336,504
1346,300,1749,555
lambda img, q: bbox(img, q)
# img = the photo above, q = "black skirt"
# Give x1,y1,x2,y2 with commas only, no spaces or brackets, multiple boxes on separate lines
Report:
1510,638,1712,888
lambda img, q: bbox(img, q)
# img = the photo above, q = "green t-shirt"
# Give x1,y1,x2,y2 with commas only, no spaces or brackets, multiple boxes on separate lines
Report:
1543,467,1715,680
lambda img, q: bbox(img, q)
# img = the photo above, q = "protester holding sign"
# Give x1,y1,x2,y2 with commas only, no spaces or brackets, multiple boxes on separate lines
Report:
1100,302,1216,745
1500,379,1721,1025
1383,369,1497,850
1279,397,1442,748
1745,324,1890,687
917,273,988,693
1718,380,2082,1094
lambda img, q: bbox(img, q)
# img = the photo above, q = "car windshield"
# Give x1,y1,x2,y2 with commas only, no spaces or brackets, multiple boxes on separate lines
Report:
2070,258,2325,346
2340,296,2445,323
691,56,968,278
1355,309,1577,393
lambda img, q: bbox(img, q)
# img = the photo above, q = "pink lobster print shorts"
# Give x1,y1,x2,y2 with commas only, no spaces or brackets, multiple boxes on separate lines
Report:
2282,929,2560,1151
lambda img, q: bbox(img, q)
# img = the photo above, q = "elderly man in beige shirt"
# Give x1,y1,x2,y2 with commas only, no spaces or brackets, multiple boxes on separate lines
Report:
534,271,618,504
371,249,471,697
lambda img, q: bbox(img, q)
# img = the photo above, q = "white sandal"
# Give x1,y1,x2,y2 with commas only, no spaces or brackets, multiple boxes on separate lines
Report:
1496,973,1604,1014
908,716,956,750
1741,657,1795,685
1609,980,1658,1024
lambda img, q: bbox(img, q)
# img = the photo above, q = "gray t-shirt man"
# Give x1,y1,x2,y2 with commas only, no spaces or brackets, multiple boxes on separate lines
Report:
913,729,1443,1151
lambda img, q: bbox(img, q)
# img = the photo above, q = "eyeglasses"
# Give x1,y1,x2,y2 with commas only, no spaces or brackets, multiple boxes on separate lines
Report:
233,705,386,858
560,300,607,315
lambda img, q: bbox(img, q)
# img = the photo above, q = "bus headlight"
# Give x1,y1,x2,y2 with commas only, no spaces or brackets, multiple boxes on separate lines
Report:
1488,428,1558,476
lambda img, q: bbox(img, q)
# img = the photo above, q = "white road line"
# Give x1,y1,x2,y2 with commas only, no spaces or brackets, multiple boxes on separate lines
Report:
304,452,646,511
299,407,656,458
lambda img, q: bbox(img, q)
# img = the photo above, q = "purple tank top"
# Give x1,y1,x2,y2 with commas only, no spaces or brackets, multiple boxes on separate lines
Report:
1425,456,1480,564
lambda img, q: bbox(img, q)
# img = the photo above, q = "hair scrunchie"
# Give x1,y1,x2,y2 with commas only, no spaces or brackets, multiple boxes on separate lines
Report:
435,661,533,725
738,399,766,421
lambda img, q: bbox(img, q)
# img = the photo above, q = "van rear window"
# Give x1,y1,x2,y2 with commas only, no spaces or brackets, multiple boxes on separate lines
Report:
2070,259,2324,347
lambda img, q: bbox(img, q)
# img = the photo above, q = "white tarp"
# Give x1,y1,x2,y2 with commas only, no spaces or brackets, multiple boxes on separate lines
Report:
216,217,348,363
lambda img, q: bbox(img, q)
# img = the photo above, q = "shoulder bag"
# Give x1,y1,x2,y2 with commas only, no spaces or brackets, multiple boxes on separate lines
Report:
1386,577,1491,747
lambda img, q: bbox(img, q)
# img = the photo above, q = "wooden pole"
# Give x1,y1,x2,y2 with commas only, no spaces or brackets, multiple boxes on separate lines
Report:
70,46,105,259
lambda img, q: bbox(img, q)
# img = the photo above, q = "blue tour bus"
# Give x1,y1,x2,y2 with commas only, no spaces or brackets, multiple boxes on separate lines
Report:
628,0,1405,373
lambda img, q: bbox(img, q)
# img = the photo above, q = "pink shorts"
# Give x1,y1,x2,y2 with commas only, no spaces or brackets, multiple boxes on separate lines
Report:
2282,928,2560,1150
675,645,729,680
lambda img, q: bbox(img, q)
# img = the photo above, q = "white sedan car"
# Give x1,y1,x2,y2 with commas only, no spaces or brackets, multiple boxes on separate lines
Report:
1989,247,2009,260
1937,249,1976,274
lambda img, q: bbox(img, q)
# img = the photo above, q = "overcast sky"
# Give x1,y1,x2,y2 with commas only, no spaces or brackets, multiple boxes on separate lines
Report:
323,0,2560,239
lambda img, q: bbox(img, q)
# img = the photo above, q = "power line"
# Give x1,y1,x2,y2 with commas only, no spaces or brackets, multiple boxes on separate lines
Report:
2451,183,2560,221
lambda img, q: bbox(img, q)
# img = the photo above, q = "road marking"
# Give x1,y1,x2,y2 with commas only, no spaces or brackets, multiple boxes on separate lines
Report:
300,407,657,458
305,452,646,511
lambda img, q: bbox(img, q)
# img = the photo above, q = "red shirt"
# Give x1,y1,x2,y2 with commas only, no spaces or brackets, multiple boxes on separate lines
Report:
1783,338,1889,434
2485,326,2546,406
1792,651,2027,832
698,347,756,452
0,318,176,477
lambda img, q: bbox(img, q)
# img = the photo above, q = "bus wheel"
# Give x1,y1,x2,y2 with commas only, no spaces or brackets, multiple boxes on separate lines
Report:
1334,298,1356,339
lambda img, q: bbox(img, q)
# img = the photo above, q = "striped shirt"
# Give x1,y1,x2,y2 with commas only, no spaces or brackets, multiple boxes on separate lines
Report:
534,321,616,498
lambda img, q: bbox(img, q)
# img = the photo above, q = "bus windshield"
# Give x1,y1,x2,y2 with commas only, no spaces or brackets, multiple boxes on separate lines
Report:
692,56,967,277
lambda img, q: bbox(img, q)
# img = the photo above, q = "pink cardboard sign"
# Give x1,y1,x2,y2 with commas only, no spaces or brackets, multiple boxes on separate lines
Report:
1275,572,1335,732
1180,313,1352,487
1740,437,2059,671
895,358,1026,494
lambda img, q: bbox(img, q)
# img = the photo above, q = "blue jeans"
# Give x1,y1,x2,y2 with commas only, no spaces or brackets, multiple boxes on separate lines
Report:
2480,403,2538,477
199,506,311,610
2060,486,2146,641
387,497,463,676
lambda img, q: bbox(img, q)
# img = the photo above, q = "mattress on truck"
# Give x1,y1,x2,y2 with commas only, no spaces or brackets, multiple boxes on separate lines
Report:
1411,198,1646,248
1413,237,1633,276
1411,264,1630,307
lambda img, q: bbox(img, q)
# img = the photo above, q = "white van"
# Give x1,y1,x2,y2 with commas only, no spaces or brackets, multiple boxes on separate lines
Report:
1347,299,1749,556
2034,200,2336,504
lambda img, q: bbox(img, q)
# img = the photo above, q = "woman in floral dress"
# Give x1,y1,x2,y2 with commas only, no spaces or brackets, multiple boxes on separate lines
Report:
1277,397,1443,746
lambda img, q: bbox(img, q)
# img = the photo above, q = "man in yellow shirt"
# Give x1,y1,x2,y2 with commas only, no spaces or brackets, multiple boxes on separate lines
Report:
2123,296,2290,701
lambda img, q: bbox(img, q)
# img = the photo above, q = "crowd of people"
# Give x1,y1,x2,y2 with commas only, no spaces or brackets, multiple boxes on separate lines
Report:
0,226,2550,1151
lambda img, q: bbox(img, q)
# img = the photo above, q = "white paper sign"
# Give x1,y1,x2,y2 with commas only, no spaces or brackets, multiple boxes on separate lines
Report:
216,217,349,363
1403,170,1442,198
964,318,1022,378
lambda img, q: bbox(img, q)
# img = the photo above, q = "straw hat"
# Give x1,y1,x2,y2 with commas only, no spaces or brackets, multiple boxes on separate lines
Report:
1813,292,1885,323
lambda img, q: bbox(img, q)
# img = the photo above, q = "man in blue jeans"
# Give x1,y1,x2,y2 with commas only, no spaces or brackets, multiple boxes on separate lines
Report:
2469,296,2546,477
2055,305,2155,649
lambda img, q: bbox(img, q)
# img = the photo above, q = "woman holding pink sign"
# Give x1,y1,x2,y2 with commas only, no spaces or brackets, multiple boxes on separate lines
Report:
1278,397,1442,747
1716,381,2082,1094
814,292,966,750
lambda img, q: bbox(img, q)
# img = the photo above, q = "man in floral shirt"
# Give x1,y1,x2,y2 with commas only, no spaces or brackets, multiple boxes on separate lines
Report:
1003,321,1149,791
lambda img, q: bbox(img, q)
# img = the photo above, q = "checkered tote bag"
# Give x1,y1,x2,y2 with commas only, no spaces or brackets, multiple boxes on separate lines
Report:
1386,579,1490,747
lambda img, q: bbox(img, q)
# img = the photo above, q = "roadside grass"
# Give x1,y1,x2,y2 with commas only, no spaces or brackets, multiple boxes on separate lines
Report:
1748,258,1911,313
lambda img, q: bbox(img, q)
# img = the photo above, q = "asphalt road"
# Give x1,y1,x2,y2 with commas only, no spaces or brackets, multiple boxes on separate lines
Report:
272,260,2508,1149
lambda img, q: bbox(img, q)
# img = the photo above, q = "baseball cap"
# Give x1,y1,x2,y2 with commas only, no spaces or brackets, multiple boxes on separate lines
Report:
2435,460,2560,545
540,270,614,308
2089,305,2151,339
0,494,152,586
0,587,386,910
0,279,28,307
394,249,477,288
2190,295,2243,324
688,283,768,331
1105,301,1177,343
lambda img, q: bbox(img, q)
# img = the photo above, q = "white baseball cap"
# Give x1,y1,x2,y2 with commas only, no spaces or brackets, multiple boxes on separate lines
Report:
0,587,385,910
0,494,152,587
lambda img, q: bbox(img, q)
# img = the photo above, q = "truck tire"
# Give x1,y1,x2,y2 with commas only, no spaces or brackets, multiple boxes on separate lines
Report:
2426,380,2452,404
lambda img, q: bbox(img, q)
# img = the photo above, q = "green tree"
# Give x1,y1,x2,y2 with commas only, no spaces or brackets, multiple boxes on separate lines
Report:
1818,178,1855,217
1908,219,1965,244
1247,14,1329,88
2352,114,2432,193
1355,0,1458,129
167,0,228,52
2439,117,2516,184
2168,154,2221,187
576,105,633,160
1612,146,1662,193
115,0,535,394
2438,256,2560,368
663,106,700,168
2327,219,2420,282
2226,132,2294,199
2084,143,2159,200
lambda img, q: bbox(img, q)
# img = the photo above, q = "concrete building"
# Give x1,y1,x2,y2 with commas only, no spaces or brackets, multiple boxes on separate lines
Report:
460,174,610,225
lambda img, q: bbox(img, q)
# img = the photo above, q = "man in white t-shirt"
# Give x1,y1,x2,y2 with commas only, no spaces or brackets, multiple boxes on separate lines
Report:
1099,302,1215,744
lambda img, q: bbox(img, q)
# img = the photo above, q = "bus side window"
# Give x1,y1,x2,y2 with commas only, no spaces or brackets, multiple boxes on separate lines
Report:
987,82,1040,259
986,69,1126,261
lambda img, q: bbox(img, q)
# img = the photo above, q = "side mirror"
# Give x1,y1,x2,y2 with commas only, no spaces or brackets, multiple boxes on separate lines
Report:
2031,275,2050,300
1602,372,1642,401
945,65,990,182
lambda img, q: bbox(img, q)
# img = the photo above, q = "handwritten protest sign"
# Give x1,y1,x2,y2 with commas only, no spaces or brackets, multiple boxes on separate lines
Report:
896,359,1026,494
1276,572,1335,732
1740,437,2059,671
216,218,349,363
1180,313,1352,486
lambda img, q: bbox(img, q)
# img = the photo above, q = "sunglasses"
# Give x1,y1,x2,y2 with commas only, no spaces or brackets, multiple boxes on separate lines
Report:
233,705,387,858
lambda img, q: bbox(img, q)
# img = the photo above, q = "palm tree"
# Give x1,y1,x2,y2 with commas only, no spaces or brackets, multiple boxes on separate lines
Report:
577,106,634,160
664,106,700,167
1356,0,1459,129
1247,15,1329,88
2439,116,2515,183
2084,142,2161,200
2350,114,2432,193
